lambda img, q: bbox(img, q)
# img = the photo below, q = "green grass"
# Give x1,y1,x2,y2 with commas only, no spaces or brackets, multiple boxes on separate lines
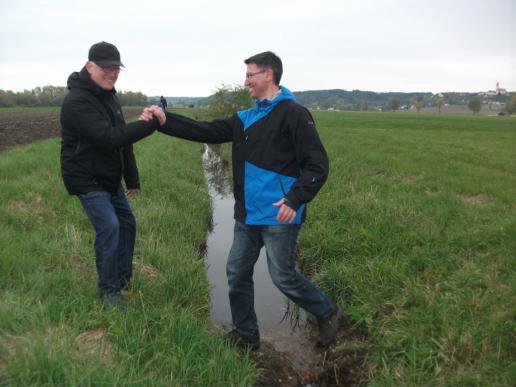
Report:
302,111,516,385
1,110,515,385
0,133,258,385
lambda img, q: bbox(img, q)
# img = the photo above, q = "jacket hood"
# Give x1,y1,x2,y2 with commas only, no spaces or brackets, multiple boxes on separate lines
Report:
66,67,116,96
255,86,295,109
237,86,295,130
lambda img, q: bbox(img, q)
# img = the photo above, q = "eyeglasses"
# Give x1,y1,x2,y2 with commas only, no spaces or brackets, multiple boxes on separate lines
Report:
245,70,267,79
93,62,122,74
100,66,122,74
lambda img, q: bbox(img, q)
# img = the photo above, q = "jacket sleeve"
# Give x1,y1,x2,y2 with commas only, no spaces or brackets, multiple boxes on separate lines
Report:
284,107,329,210
63,95,159,150
123,144,140,189
158,112,234,143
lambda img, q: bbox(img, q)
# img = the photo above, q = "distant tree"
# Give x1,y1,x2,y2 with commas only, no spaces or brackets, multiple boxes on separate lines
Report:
410,97,423,113
361,101,368,111
118,91,148,106
0,89,15,107
435,96,445,114
505,94,516,114
14,90,38,106
35,85,67,106
468,96,482,114
205,84,252,119
335,98,346,110
387,97,400,111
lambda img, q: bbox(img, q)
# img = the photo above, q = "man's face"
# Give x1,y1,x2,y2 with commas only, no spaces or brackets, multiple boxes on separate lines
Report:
86,61,121,90
244,63,270,100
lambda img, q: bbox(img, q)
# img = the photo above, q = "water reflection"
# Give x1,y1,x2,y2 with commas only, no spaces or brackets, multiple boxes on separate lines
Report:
202,144,232,198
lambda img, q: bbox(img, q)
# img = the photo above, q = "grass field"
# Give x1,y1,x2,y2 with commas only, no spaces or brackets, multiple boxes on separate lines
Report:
1,109,515,385
302,111,516,385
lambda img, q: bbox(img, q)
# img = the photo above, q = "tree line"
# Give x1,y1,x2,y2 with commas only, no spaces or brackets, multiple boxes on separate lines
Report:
0,86,149,107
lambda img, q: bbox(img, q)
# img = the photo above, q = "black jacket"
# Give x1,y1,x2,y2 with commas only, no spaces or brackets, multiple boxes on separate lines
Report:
159,86,329,225
60,67,158,195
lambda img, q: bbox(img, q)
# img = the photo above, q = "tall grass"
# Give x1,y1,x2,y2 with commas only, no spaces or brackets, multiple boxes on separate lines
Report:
0,133,259,385
302,112,516,385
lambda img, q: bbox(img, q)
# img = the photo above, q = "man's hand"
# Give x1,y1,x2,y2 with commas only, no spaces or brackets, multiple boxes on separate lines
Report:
139,106,166,126
126,188,139,197
273,198,297,224
139,107,154,122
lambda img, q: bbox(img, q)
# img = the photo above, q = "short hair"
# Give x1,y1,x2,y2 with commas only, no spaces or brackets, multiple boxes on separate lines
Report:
244,51,282,85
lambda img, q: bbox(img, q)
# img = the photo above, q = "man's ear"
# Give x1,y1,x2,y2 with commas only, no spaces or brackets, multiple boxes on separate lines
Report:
85,61,93,74
265,68,274,83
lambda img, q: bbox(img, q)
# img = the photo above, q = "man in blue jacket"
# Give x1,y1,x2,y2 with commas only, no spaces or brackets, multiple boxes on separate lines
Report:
143,51,343,348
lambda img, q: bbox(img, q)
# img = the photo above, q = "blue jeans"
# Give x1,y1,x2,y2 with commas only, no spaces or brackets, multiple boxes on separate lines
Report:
227,221,335,335
78,186,136,295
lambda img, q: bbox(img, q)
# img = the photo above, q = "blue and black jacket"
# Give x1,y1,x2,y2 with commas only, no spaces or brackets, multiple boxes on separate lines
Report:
159,86,329,225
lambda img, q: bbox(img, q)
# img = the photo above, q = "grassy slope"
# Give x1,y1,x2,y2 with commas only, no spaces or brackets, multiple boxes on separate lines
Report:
303,112,516,385
0,134,258,385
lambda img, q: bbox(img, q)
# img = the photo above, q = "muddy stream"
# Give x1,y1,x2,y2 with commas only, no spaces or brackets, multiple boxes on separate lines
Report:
201,145,369,386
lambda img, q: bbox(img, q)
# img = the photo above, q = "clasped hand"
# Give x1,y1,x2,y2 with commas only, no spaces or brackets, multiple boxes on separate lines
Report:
139,105,166,126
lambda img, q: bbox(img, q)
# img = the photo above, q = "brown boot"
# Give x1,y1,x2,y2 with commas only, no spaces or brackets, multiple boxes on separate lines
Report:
316,306,344,347
227,329,260,350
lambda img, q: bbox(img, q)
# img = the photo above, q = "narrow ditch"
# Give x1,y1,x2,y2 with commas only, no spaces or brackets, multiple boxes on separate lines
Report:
201,144,370,386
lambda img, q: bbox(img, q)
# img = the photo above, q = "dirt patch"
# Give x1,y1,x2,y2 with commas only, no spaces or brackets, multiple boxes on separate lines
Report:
0,336,27,383
8,192,56,223
0,108,145,152
402,175,422,184
74,329,112,363
0,110,60,151
248,321,370,386
252,342,301,386
0,336,26,362
133,259,160,283
461,194,489,205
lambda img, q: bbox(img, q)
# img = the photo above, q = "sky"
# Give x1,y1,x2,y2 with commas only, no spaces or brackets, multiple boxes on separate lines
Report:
1,0,515,97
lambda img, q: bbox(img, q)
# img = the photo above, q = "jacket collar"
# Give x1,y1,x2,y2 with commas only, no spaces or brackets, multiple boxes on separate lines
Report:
66,67,117,97
255,86,295,110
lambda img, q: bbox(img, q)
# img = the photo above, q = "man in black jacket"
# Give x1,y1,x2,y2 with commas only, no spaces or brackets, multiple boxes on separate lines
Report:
142,51,343,348
60,42,163,310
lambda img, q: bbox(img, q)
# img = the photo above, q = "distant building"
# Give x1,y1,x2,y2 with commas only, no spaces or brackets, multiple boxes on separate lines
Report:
485,82,507,96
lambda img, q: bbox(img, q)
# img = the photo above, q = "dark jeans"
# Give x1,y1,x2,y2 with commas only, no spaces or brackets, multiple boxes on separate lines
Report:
227,221,334,335
78,186,136,295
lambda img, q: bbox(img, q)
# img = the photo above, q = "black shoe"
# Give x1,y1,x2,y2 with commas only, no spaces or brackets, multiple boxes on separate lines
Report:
227,329,260,350
316,306,344,347
103,292,125,312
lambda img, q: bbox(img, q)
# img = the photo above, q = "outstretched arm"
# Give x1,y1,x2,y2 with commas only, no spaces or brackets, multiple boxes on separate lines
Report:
62,97,159,150
141,105,234,144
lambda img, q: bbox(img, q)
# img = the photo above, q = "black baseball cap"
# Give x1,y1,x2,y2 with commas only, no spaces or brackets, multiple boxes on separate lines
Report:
88,41,125,68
